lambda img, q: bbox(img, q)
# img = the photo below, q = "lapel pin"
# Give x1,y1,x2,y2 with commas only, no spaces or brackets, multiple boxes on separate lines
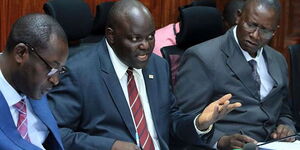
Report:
149,74,154,79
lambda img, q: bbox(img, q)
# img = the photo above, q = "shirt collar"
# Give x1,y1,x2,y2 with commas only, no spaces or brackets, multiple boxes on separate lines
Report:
0,68,24,107
105,39,143,79
233,26,263,61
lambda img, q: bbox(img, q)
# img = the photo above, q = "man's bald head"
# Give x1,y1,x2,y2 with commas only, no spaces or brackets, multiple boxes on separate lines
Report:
106,0,153,30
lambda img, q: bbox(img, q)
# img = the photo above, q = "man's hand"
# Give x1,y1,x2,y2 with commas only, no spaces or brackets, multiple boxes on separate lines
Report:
111,140,141,150
271,124,295,142
196,94,242,130
217,134,257,150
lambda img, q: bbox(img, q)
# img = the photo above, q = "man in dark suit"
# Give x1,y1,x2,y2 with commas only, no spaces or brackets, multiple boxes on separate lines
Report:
0,14,68,150
175,0,295,149
47,0,241,150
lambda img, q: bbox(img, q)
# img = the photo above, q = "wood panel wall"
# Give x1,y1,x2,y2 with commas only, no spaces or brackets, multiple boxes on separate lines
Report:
0,0,193,51
1,0,299,61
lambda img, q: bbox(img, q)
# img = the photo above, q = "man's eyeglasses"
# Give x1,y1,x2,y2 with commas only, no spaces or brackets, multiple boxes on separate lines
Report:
22,42,67,77
243,21,275,39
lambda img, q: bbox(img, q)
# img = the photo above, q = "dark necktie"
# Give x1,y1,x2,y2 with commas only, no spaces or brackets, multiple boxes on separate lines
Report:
248,60,261,96
127,68,155,150
14,99,30,142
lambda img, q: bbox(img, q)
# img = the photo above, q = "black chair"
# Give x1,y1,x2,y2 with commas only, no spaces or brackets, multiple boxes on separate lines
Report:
92,1,115,35
288,43,300,131
161,6,224,88
82,1,115,43
44,0,95,57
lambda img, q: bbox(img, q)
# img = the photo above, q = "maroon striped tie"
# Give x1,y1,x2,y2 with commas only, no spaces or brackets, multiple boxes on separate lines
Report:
127,68,155,150
14,99,30,142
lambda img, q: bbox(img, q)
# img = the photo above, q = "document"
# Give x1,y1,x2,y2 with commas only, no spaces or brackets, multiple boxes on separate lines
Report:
259,140,300,150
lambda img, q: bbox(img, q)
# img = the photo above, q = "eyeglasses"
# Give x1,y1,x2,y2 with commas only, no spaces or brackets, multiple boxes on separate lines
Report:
243,21,275,39
22,42,67,77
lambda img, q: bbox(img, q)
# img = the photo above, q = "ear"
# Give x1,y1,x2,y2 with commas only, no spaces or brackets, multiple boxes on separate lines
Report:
13,43,30,64
105,27,115,44
235,9,242,24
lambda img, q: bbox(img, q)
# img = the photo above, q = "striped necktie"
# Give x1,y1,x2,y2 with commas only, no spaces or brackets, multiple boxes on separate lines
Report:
14,99,30,142
127,68,154,150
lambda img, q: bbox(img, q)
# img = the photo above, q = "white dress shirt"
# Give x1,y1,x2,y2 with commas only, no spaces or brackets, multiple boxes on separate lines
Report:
0,69,49,149
233,26,274,99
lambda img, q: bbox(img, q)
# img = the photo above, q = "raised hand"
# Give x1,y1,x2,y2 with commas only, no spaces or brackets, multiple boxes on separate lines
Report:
196,94,242,130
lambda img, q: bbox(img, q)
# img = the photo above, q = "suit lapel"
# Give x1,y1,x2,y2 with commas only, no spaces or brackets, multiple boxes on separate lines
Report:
142,66,159,132
142,60,168,147
221,29,260,99
0,92,38,149
98,40,136,139
29,96,63,149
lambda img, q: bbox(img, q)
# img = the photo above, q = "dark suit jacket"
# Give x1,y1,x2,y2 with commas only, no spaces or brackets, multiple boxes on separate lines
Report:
0,92,64,150
175,28,295,146
47,39,209,150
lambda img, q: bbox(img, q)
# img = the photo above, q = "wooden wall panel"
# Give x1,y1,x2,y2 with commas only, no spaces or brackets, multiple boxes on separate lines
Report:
0,0,47,51
0,0,193,51
1,0,299,58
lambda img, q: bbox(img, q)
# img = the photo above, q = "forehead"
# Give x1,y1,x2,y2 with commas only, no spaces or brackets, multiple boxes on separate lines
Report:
116,8,155,35
242,2,278,28
41,34,68,65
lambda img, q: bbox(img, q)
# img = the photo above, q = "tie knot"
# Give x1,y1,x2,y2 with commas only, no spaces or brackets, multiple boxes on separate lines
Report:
248,60,257,69
127,67,133,76
14,99,26,114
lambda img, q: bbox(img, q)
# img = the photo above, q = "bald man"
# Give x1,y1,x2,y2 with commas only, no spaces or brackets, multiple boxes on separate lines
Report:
48,0,241,150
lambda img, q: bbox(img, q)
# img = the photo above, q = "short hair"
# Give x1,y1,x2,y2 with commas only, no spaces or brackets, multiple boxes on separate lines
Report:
223,0,245,26
6,13,67,53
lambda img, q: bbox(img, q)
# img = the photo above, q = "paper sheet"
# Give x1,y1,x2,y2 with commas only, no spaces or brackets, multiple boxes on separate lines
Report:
258,140,300,150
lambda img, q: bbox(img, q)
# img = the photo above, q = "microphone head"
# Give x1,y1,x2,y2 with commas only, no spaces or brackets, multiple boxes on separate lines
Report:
243,143,257,150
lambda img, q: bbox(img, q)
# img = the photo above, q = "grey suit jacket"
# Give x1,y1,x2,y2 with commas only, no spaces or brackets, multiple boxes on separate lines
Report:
174,28,295,146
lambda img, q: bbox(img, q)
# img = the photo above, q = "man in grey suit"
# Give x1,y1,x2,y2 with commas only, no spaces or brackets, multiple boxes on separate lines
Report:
175,0,296,149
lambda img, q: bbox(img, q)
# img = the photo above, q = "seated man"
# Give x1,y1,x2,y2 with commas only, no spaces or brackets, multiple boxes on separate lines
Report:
47,0,241,150
0,14,68,150
175,0,296,149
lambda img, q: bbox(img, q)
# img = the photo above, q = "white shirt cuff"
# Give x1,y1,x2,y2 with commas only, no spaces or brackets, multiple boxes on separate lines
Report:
193,114,213,135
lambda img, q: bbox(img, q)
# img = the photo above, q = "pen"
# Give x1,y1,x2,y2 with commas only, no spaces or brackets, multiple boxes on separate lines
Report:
136,132,140,148
240,130,245,135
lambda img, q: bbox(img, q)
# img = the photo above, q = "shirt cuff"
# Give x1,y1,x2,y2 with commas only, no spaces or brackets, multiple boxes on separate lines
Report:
193,114,213,135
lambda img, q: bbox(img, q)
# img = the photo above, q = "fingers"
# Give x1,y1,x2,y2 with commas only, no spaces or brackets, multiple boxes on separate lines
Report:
241,135,257,144
216,93,232,104
217,134,257,150
218,102,242,117
272,124,295,142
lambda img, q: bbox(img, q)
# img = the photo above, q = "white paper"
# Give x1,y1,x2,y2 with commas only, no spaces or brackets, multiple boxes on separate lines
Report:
258,140,300,150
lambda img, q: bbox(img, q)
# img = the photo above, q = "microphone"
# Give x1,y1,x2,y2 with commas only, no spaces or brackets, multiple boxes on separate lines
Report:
243,143,257,150
257,133,299,147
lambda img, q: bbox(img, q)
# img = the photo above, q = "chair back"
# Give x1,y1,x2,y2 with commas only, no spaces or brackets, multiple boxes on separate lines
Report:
288,44,300,131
